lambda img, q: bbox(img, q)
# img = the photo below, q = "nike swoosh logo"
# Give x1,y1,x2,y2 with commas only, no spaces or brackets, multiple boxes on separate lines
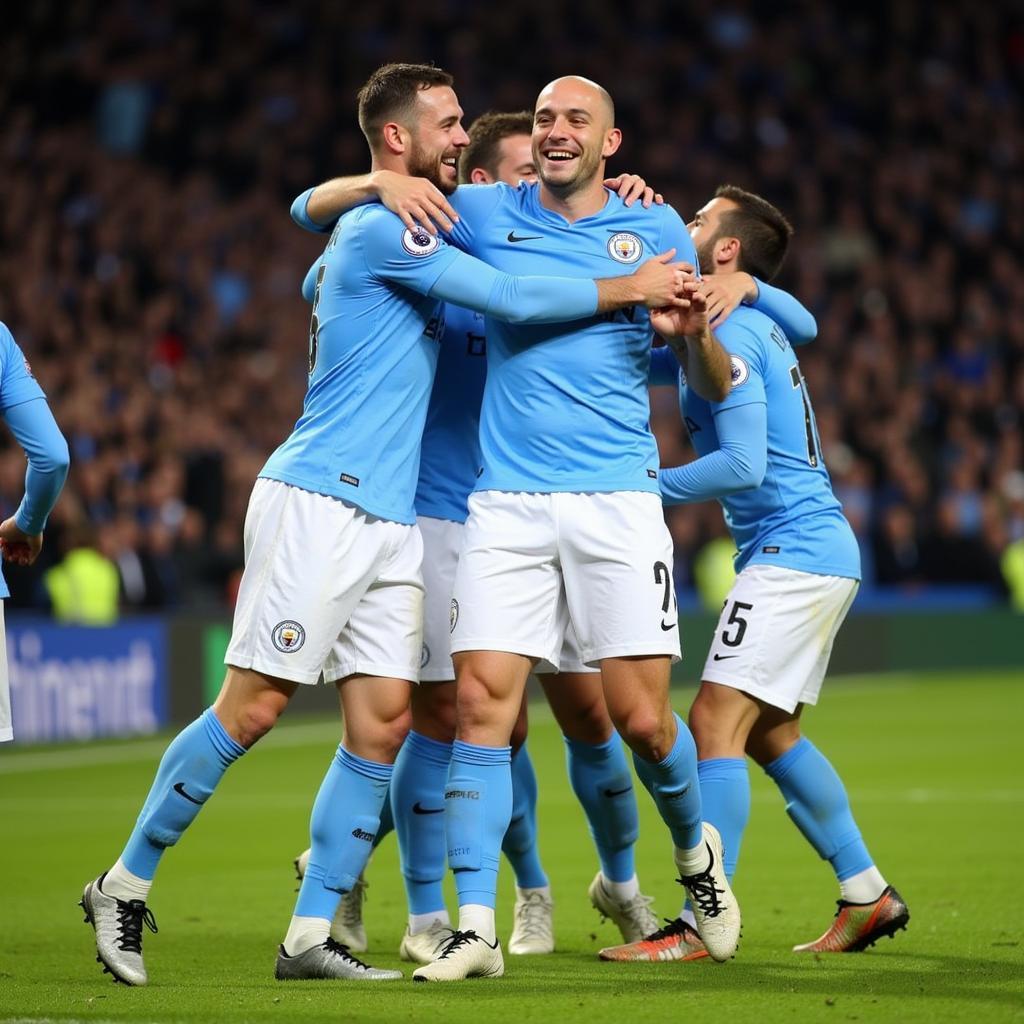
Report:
173,782,205,805
507,231,542,243
412,801,444,815
603,786,632,798
713,654,738,661
661,619,676,631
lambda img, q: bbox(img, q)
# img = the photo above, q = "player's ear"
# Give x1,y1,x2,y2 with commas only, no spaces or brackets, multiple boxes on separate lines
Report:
713,236,737,263
469,167,492,184
601,127,622,159
381,121,407,156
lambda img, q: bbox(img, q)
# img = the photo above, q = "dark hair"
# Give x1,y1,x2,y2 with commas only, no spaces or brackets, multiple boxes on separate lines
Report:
713,184,794,281
459,111,533,184
357,63,454,149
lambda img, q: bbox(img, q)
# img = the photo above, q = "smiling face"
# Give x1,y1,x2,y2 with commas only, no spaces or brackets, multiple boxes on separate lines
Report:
532,77,620,198
405,85,470,195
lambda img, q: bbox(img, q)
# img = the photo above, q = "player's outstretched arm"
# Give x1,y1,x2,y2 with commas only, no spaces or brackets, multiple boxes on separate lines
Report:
651,286,732,402
292,172,459,235
660,402,767,505
595,250,693,313
0,397,69,566
701,273,817,345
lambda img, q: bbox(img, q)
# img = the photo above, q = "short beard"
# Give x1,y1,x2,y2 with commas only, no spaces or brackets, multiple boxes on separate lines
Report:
695,236,719,276
407,138,456,196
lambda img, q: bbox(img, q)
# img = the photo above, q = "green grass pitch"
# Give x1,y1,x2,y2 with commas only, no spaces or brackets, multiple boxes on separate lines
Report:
1,668,1021,1023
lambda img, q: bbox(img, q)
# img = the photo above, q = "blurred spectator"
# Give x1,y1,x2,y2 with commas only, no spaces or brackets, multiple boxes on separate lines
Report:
44,523,120,625
0,0,1020,612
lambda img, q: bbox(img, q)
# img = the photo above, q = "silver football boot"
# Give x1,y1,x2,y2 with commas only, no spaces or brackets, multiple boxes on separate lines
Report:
80,874,158,986
274,938,402,981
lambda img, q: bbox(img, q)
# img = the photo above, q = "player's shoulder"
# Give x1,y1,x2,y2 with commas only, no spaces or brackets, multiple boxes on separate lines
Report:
0,320,14,349
718,306,777,353
348,205,448,260
451,181,517,217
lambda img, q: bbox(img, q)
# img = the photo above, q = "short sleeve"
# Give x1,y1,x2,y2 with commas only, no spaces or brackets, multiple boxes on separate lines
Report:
0,324,46,411
357,208,462,294
712,321,767,412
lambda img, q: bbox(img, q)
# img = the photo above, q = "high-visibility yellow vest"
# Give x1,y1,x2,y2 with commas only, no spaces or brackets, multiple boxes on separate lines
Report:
693,537,737,613
1001,539,1024,613
44,548,120,625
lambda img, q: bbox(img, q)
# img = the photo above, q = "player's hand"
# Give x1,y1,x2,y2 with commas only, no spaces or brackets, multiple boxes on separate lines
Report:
604,173,664,208
650,278,709,339
0,516,42,566
700,272,757,327
630,252,696,310
373,171,459,235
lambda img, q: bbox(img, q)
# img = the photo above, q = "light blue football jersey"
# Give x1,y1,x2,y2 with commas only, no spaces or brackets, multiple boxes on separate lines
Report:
674,306,860,579
415,303,487,523
447,182,695,494
262,205,457,523
270,203,599,523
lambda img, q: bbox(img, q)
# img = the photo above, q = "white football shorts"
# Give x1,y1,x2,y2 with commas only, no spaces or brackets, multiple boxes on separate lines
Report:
450,490,681,669
701,564,858,712
418,514,598,681
226,478,424,685
0,604,10,743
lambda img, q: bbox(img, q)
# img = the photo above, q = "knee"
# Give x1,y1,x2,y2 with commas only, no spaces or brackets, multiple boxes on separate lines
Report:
377,706,412,763
615,707,674,763
228,699,283,748
559,699,613,745
411,686,457,742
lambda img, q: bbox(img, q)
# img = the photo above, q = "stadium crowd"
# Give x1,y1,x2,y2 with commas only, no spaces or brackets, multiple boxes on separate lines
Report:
1,0,1021,613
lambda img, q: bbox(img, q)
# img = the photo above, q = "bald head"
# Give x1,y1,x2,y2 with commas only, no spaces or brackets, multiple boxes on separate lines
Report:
536,76,615,131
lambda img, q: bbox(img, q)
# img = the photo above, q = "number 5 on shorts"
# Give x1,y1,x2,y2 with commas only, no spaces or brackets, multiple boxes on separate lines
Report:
721,600,753,648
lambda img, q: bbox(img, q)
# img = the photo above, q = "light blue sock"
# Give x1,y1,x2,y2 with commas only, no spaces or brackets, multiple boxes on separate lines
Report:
392,730,452,915
565,734,638,883
294,745,391,919
122,707,245,879
764,737,873,881
502,743,548,889
446,739,512,910
375,790,394,849
632,714,702,851
697,757,749,880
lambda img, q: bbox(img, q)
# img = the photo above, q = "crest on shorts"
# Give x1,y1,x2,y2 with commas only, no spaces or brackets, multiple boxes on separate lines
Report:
272,620,306,653
420,643,430,668
607,232,643,264
402,226,440,257
730,355,750,389
449,599,459,633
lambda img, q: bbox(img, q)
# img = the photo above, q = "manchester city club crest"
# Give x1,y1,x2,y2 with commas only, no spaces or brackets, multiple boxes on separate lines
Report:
272,620,306,653
730,355,750,388
402,225,441,257
607,231,643,264
449,598,459,633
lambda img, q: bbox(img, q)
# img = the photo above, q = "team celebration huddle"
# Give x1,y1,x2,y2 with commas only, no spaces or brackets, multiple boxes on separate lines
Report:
80,62,908,985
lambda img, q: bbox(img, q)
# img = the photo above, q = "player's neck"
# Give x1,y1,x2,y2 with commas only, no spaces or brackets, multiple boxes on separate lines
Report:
538,179,609,223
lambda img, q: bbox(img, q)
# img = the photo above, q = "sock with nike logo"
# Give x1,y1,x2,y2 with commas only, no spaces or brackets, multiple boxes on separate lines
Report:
632,714,703,851
392,729,452,917
290,744,391,947
107,708,246,900
564,734,639,883
501,743,548,889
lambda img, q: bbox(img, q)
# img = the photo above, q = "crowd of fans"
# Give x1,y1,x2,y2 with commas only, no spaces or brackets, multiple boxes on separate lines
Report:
1,0,1021,614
